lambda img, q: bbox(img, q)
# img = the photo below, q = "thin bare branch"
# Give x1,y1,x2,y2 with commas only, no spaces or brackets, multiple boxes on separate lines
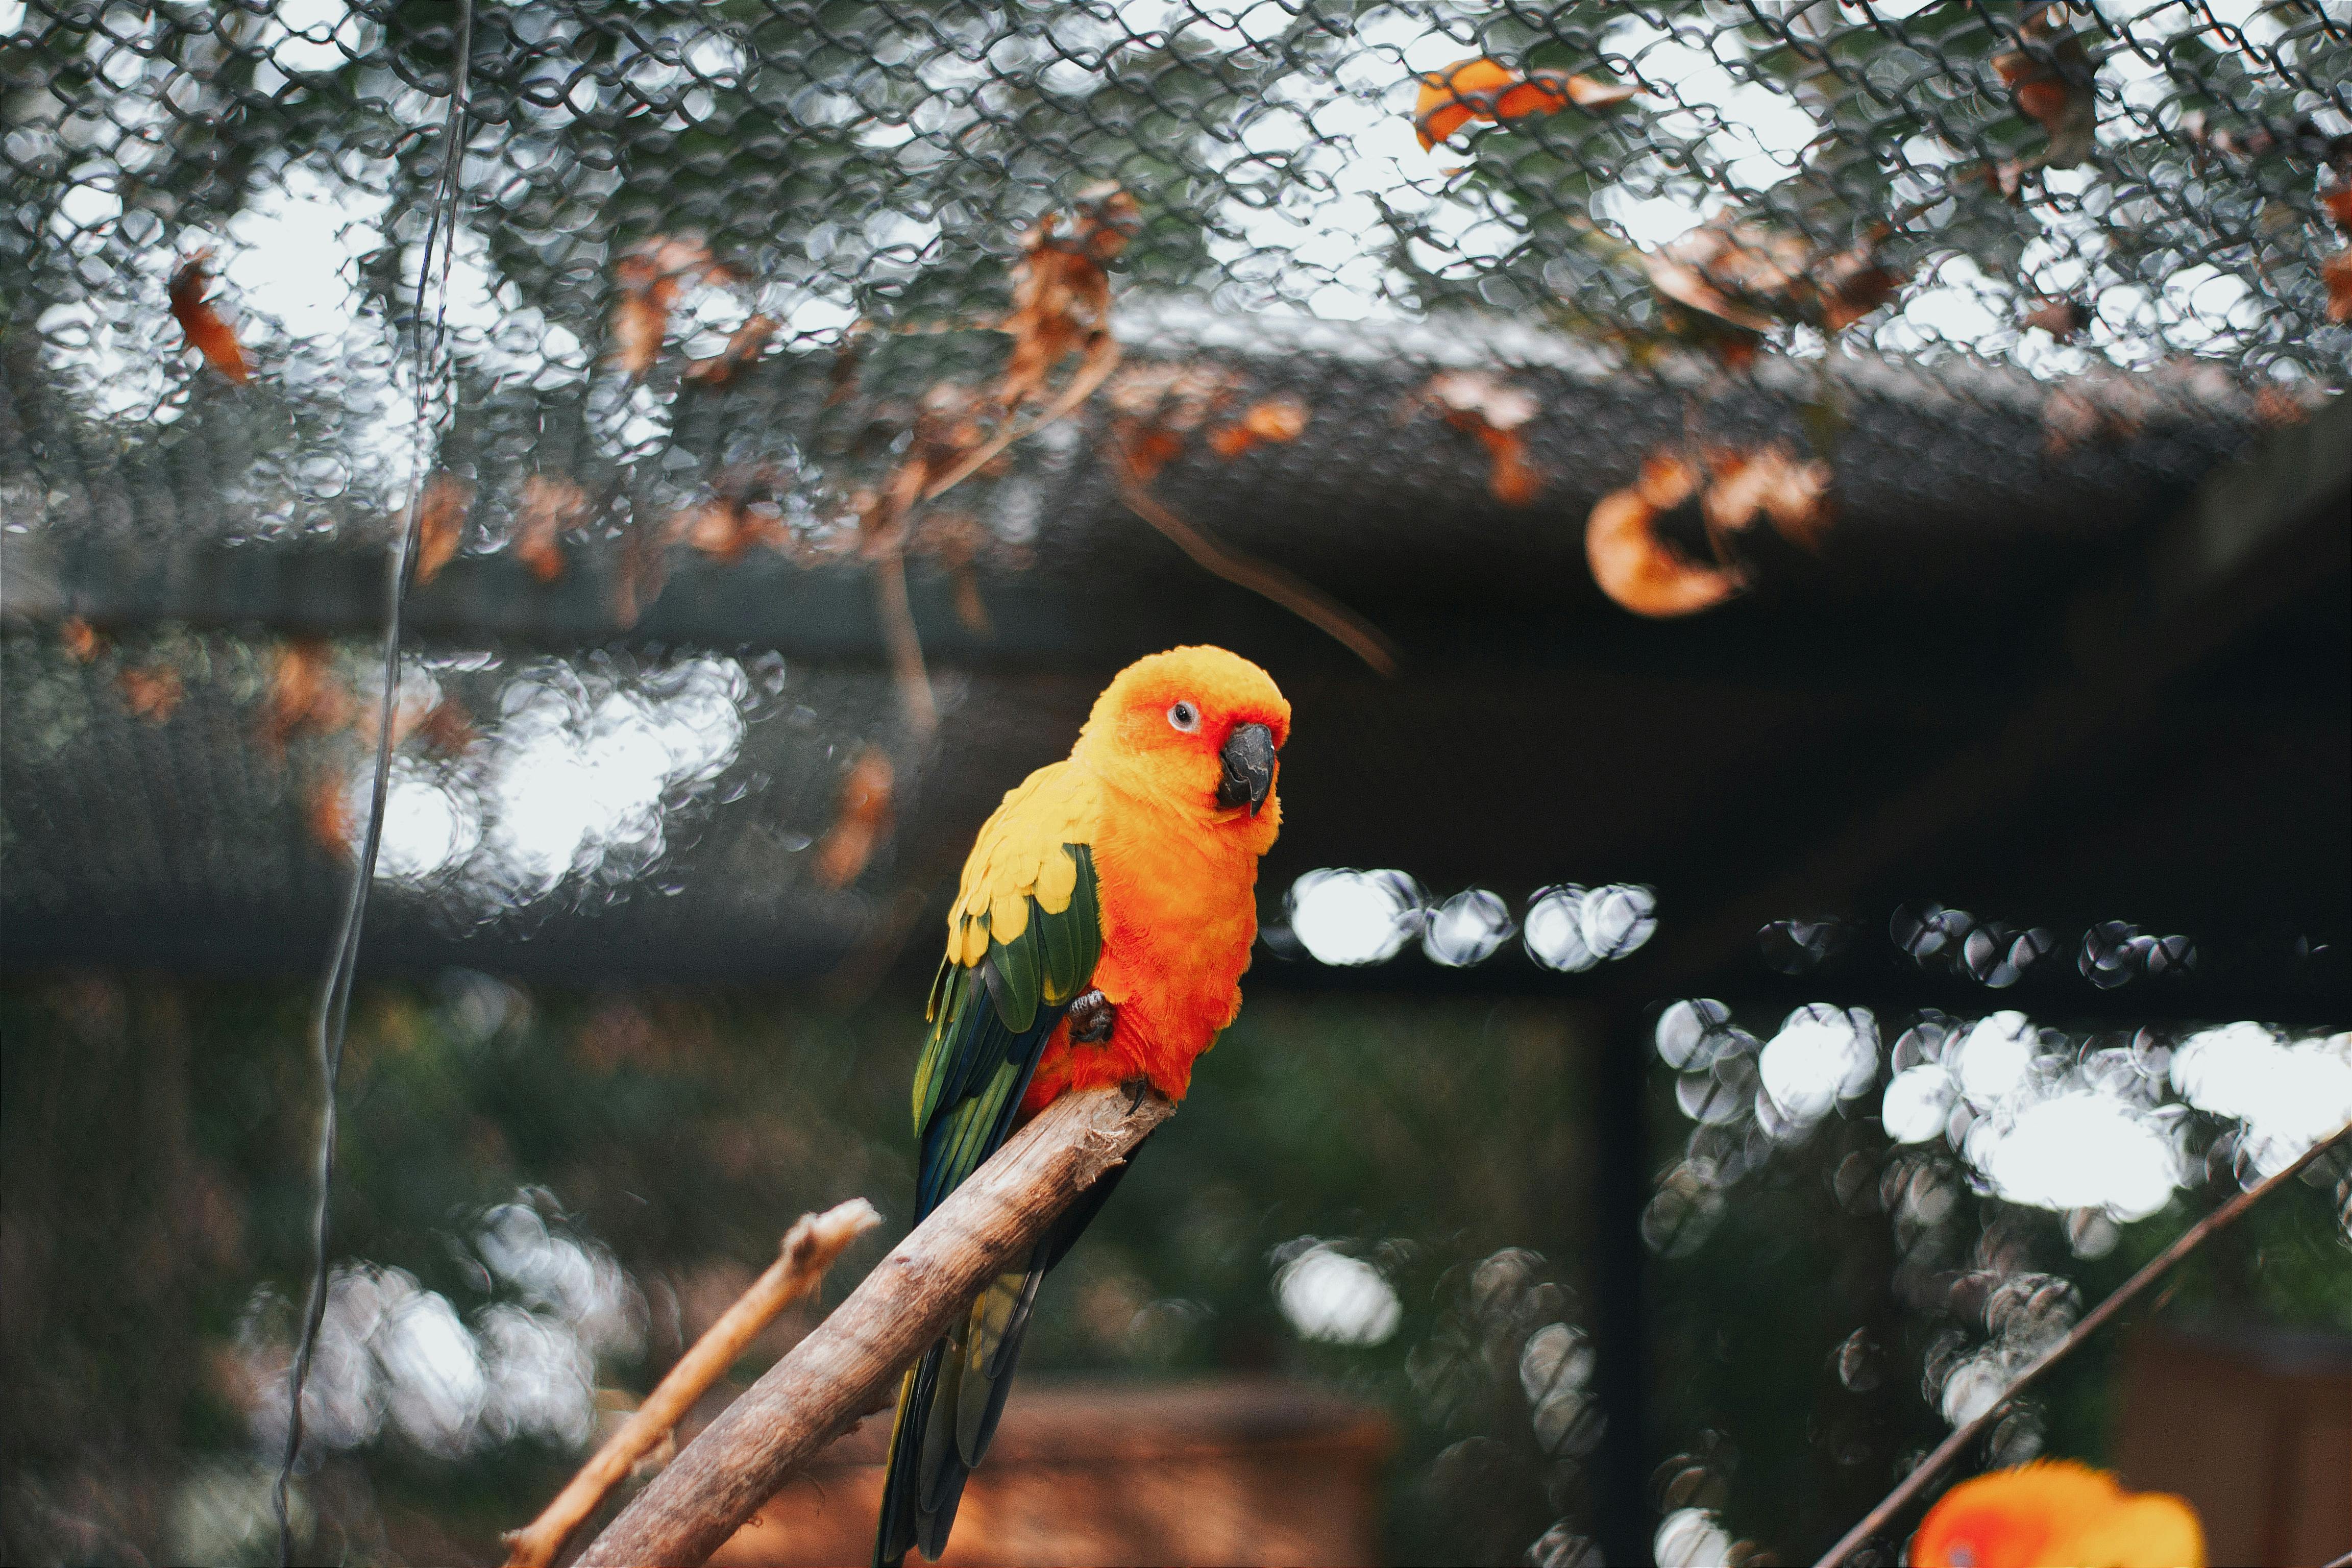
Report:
871,551,938,740
1105,435,1400,677
1815,1117,2352,1568
501,1199,881,1568
921,332,1124,504
573,1085,1174,1568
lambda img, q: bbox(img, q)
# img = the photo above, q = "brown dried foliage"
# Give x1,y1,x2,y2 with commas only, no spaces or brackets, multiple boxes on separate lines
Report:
814,747,895,891
59,617,101,663
2326,249,2352,325
683,314,778,387
263,639,354,756
1588,454,1742,619
514,475,591,583
118,665,185,722
168,252,249,383
307,765,353,856
1646,220,1907,360
610,236,735,379
1418,371,1542,505
1413,57,1640,150
2041,380,2155,458
2023,297,2092,341
670,467,790,565
412,696,478,760
997,183,1137,412
1206,394,1312,460
1702,444,1833,552
413,473,472,585
1587,445,1832,618
1992,6,2098,169
1105,361,1244,479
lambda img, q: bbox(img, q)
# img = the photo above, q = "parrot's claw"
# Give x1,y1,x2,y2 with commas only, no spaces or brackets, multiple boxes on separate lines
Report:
1068,989,1116,1044
1120,1076,1150,1115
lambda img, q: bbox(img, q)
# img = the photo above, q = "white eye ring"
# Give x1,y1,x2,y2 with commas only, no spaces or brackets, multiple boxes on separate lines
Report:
1166,700,1201,733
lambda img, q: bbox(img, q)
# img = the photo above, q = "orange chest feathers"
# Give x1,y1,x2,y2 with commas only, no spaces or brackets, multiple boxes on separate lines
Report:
1024,809,1266,1109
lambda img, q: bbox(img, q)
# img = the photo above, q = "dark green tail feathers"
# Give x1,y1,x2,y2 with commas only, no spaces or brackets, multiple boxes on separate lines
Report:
872,1153,1142,1566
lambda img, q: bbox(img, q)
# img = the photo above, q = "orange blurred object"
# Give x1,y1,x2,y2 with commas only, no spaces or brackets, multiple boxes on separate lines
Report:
813,745,894,891
168,252,249,382
411,473,472,585
1913,1460,2204,1568
1586,452,1742,618
1206,394,1311,459
1413,58,1638,149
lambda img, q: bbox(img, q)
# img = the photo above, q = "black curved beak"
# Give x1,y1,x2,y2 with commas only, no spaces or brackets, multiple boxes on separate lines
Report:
1215,722,1278,816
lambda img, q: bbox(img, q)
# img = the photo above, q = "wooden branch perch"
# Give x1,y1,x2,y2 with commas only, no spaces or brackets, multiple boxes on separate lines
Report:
574,1085,1176,1568
502,1198,881,1568
1815,1116,2352,1568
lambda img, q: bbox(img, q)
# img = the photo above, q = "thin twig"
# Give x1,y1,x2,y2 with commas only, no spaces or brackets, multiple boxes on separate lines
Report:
921,332,1123,503
276,11,473,1563
1106,434,1400,677
871,551,938,740
1815,1118,2352,1568
574,1085,1175,1568
501,1199,881,1568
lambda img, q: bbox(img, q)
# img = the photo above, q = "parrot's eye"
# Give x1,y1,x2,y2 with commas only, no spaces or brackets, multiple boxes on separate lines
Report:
1166,700,1201,733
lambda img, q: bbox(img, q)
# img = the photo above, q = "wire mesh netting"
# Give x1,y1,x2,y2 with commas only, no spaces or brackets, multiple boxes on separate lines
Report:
3,7,2350,1568
8,0,2349,965
7,0,2349,565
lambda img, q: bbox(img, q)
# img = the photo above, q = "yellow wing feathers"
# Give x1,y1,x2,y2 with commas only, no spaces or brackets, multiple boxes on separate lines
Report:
948,763,1098,969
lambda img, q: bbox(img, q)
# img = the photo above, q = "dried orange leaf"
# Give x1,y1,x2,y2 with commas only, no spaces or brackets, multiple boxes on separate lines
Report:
263,638,353,755
683,313,778,387
306,766,353,856
2023,296,2091,340
1122,427,1188,481
168,252,249,383
2326,250,2352,324
952,564,991,636
1477,426,1542,506
1207,394,1311,458
412,696,477,760
814,745,895,891
2252,384,2320,428
2324,182,2352,236
1535,69,1642,112
1992,9,2097,169
514,474,590,583
411,473,471,585
609,235,730,378
998,185,1136,411
1588,455,1744,618
1704,445,1833,551
1420,371,1542,503
1424,370,1538,431
2041,382,2151,458
1810,241,1908,333
1648,220,1905,349
118,664,185,722
60,617,100,663
669,467,789,564
1414,58,1635,149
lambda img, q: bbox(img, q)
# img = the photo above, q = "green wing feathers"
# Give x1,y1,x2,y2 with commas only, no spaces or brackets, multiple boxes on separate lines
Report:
878,837,1101,1566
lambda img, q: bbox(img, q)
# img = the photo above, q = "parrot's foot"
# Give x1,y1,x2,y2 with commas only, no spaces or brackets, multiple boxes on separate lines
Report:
1068,989,1116,1044
1119,1075,1151,1115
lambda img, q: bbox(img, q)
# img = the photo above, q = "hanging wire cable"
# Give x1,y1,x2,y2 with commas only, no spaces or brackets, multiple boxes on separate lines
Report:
272,6,476,1560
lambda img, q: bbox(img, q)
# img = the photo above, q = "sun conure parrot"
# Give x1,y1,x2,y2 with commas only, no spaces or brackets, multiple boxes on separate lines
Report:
1912,1460,2204,1568
873,645,1290,1567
